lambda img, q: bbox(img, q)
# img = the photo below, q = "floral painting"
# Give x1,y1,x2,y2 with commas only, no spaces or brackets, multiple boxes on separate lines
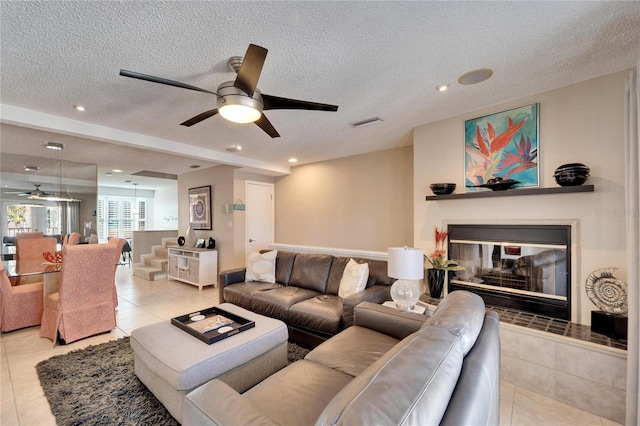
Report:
464,103,539,191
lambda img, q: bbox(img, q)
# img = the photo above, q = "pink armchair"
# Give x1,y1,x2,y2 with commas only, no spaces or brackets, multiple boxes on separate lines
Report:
14,231,44,240
15,237,57,261
40,244,119,345
0,263,43,332
15,237,57,285
107,237,127,306
63,232,82,246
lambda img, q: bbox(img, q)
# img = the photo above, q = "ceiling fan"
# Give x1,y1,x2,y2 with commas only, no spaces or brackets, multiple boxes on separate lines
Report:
4,184,49,197
120,44,338,138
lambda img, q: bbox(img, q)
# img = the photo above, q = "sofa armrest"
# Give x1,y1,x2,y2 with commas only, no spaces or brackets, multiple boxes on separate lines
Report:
219,267,247,287
183,380,279,426
342,285,391,328
353,302,427,340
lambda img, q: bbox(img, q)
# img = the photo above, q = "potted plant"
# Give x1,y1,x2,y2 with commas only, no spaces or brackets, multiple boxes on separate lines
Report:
425,227,464,298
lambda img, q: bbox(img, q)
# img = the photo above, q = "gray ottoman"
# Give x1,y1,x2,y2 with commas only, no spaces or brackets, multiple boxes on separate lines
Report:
130,303,288,422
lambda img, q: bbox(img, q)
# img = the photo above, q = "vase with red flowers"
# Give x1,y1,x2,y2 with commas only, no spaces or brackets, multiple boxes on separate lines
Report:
425,227,464,298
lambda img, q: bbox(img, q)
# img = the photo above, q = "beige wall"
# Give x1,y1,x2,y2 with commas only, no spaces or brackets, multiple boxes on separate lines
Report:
178,165,236,276
414,70,629,325
275,146,414,251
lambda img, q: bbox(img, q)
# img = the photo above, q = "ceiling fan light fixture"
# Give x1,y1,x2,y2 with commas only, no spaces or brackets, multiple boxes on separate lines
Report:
219,104,261,123
217,82,263,124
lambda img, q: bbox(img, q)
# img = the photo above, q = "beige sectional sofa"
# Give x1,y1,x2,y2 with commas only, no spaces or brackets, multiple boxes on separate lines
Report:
182,291,501,426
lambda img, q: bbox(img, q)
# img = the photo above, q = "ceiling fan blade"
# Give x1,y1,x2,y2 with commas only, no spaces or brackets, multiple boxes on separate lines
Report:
233,44,267,97
262,94,338,112
254,114,280,138
120,70,217,95
180,109,219,127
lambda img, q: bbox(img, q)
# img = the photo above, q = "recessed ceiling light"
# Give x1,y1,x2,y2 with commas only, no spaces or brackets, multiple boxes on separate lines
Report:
112,169,123,173
189,165,201,169
105,172,112,176
351,117,383,128
225,145,242,152
24,165,40,172
123,179,132,183
288,158,298,163
45,141,64,150
74,105,86,111
436,84,449,92
458,68,494,85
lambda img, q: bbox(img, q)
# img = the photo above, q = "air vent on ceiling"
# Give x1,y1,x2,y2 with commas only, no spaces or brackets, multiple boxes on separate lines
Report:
131,170,178,180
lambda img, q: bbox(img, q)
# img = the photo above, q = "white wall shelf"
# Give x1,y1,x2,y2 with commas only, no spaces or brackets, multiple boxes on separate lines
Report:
168,247,218,290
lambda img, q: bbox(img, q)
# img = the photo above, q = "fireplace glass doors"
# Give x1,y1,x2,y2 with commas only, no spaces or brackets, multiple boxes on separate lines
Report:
447,224,571,320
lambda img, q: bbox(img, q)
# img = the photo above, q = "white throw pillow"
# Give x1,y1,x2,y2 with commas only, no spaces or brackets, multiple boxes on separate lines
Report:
246,250,277,283
338,258,369,299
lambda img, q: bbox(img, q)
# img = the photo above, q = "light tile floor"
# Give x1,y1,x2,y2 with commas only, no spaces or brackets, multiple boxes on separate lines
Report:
1,266,623,425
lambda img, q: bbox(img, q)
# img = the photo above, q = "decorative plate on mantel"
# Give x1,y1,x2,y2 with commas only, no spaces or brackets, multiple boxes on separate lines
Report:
466,178,520,191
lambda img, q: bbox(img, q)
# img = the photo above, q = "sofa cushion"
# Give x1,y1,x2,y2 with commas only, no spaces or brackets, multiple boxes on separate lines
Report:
316,326,464,426
316,291,486,426
288,295,343,335
251,286,320,322
326,257,350,295
288,253,334,293
325,257,363,295
305,325,400,377
441,312,501,426
365,259,395,286
246,250,277,283
274,250,297,285
338,259,369,299
244,360,352,426
422,290,486,355
223,282,284,309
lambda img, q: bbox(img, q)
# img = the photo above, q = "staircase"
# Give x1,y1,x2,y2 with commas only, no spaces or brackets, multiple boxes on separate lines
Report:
133,238,177,281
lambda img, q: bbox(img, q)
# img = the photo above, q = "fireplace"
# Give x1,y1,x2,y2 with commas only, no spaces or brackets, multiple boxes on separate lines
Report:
447,224,571,320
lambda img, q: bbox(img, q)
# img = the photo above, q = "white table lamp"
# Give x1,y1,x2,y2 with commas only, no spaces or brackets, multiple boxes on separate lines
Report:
388,247,424,311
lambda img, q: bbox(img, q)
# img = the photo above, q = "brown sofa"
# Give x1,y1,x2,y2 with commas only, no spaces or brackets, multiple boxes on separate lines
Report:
220,250,395,347
182,291,501,426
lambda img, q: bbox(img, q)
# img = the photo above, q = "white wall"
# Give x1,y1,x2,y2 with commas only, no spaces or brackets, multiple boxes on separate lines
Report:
152,185,178,230
414,70,629,325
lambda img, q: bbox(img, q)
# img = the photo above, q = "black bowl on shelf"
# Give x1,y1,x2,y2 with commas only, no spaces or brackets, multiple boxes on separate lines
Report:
554,163,590,187
430,183,456,195
554,173,589,186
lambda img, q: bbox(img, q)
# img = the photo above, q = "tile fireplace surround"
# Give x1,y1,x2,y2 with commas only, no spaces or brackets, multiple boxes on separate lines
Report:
421,294,627,424
421,294,627,349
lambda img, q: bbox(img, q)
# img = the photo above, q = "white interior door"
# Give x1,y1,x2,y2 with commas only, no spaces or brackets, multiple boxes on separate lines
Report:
245,181,274,255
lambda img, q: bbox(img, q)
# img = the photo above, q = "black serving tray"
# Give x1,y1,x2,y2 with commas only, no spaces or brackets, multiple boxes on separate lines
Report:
171,306,255,344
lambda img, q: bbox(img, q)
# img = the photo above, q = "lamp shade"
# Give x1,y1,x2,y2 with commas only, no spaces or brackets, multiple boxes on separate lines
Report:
387,247,424,280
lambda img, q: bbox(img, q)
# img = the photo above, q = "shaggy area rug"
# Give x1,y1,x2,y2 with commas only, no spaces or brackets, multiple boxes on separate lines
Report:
36,336,310,426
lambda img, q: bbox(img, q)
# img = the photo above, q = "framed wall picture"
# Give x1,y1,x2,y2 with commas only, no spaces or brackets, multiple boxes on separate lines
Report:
189,185,212,230
464,103,539,191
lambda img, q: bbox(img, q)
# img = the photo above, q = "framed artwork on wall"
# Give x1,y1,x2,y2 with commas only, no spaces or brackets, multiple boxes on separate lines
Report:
189,185,212,230
464,103,539,191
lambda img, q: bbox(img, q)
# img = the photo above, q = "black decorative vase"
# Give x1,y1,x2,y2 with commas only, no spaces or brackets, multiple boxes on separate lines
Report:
177,236,185,247
207,237,216,249
427,268,445,298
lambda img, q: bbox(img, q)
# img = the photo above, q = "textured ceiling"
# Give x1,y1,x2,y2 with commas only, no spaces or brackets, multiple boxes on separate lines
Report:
1,1,639,191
